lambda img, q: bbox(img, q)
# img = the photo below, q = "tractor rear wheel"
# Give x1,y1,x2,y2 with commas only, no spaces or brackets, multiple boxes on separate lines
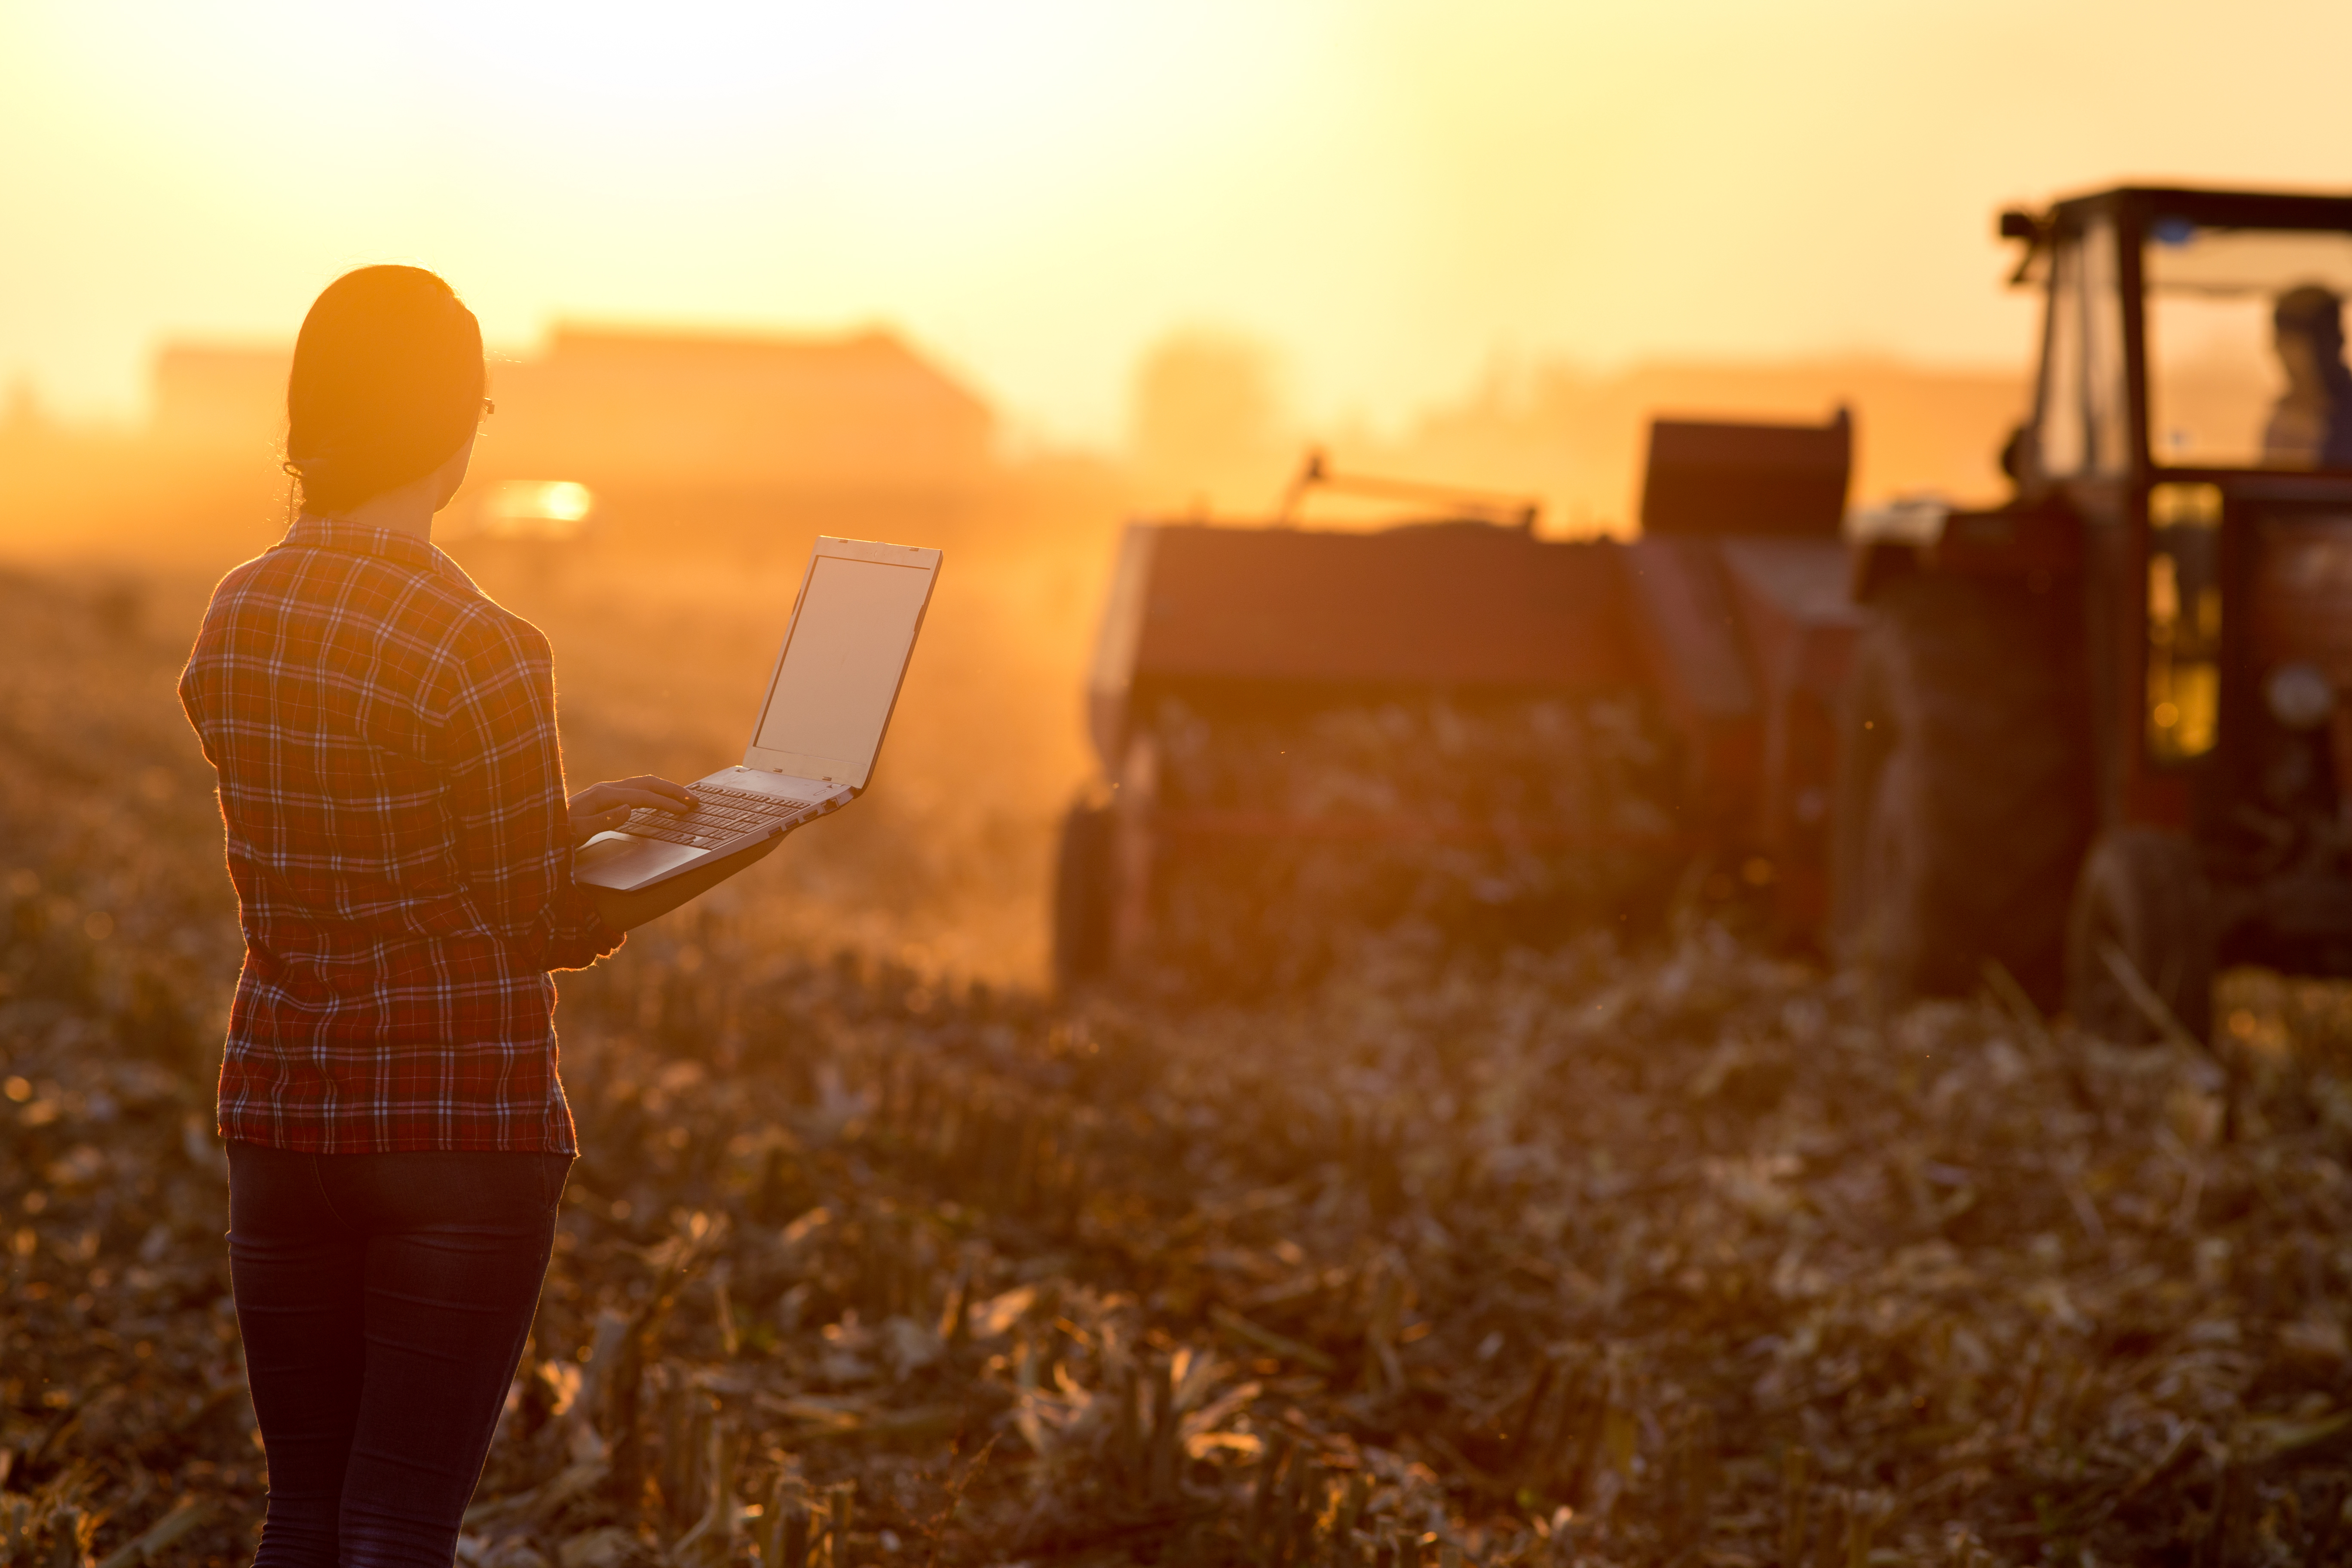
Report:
2064,827,2214,1044
1830,575,2090,1004
1051,796,1115,991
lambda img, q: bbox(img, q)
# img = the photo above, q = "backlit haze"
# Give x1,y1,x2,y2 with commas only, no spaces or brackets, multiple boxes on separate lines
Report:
6,0,2352,464
8,0,2352,987
17,12,2352,1557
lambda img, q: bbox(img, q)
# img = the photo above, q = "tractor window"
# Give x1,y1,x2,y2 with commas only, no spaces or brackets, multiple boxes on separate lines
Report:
2146,480,2223,763
2145,219,2352,469
2038,219,2129,477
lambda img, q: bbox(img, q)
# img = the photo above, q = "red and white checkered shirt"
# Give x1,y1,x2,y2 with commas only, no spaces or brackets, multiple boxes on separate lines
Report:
179,516,620,1154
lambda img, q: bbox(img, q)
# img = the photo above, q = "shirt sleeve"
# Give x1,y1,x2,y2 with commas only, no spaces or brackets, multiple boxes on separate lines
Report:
177,660,215,768
438,613,621,972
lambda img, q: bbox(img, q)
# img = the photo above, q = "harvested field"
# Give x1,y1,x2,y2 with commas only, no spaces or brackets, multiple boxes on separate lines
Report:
9,563,2352,1566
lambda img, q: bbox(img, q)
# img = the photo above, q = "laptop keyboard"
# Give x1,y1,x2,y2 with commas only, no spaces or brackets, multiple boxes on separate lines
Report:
621,782,818,850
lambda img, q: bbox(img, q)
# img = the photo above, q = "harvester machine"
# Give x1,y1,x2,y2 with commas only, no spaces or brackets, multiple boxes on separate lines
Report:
1053,413,1864,992
1065,181,2352,1043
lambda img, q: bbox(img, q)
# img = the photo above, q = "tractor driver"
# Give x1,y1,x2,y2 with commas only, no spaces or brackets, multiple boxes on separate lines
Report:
2263,284,2352,469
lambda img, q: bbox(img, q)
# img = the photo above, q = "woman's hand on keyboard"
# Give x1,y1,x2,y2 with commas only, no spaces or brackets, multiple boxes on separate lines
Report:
567,775,695,845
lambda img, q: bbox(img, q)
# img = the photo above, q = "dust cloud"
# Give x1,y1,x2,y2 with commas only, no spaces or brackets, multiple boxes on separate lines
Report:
1127,334,2029,529
0,326,2032,988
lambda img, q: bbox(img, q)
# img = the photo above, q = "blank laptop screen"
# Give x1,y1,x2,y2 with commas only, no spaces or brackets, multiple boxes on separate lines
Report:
753,556,931,771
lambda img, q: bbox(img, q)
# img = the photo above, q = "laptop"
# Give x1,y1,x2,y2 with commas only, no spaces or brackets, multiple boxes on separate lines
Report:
574,536,941,894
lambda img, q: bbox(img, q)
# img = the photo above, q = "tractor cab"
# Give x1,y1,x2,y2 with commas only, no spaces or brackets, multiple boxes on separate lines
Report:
1844,186,2352,1037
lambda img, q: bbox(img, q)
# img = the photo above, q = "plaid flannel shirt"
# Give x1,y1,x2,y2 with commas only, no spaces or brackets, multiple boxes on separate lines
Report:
178,516,621,1154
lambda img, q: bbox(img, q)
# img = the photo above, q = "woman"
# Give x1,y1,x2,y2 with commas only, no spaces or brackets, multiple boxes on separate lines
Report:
178,265,690,1566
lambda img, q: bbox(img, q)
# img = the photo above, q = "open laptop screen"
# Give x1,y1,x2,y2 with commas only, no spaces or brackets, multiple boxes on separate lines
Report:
752,555,932,773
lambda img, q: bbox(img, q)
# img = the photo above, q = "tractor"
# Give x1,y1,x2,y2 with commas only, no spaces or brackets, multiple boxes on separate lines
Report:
1845,184,2352,1038
1059,184,2352,1041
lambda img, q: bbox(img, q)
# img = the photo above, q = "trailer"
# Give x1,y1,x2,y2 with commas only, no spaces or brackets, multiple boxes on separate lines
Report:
1054,412,1862,989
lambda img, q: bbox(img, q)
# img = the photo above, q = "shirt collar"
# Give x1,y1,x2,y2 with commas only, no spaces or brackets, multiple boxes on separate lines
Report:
279,514,465,581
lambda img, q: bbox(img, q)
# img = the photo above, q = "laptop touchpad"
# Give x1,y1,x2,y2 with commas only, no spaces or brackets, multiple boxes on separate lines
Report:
576,833,704,891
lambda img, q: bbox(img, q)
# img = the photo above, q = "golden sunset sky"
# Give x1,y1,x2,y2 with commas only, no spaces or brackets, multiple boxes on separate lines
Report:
3,0,2348,442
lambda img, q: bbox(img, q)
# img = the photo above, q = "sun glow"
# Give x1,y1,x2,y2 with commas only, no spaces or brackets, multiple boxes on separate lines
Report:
4,1,2352,440
441,479,597,544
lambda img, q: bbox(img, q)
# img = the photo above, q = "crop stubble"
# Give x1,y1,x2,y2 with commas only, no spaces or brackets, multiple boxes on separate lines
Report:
8,567,2352,1565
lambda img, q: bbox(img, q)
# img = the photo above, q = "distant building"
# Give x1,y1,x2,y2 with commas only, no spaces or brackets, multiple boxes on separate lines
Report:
145,325,995,493
492,327,994,493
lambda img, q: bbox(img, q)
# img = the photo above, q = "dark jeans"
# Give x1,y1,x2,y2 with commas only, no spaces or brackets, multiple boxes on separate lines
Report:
226,1142,572,1568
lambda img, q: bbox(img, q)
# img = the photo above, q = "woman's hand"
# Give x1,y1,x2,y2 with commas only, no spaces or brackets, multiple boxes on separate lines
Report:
568,775,695,845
